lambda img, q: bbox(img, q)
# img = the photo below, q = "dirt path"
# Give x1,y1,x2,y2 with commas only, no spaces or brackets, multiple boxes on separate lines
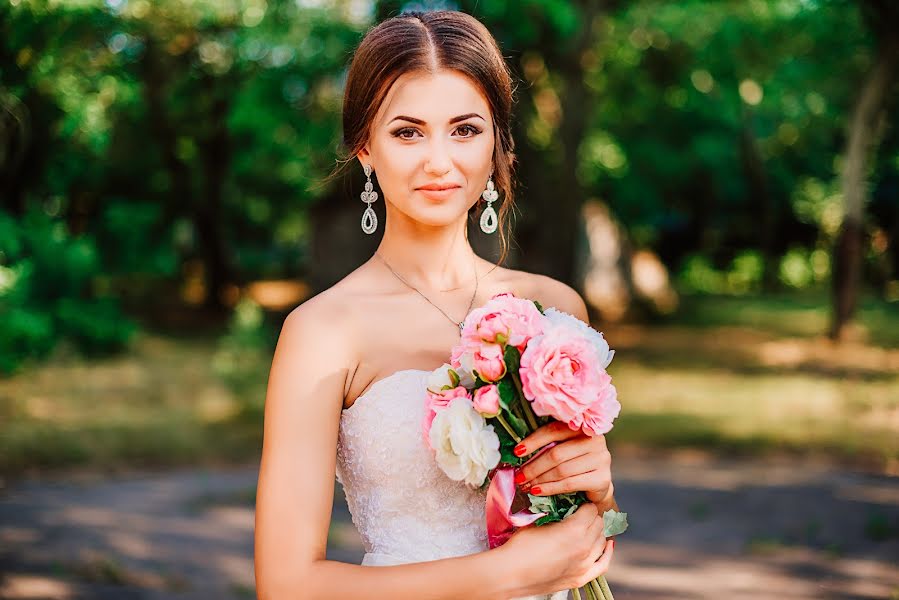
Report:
1,453,897,599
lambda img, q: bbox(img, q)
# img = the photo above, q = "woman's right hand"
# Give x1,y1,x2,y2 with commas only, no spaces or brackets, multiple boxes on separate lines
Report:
495,502,615,598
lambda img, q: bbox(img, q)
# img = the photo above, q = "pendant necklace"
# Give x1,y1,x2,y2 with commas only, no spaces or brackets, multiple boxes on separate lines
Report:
374,251,480,333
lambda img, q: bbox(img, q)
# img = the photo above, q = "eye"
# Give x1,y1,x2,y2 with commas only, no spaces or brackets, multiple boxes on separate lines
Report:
392,127,420,140
455,124,482,137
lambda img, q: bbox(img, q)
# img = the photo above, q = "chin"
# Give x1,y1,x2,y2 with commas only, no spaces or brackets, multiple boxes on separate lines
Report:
401,203,470,227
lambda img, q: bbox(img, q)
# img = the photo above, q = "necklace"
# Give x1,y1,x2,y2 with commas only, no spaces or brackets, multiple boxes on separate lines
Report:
374,251,480,333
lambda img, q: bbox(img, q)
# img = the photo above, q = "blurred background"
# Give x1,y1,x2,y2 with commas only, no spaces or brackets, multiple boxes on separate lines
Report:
1,0,897,598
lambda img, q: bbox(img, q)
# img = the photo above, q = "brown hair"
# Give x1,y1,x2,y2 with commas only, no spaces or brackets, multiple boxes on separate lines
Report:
331,9,518,265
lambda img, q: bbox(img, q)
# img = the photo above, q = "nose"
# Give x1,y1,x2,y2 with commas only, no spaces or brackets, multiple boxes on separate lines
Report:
424,137,452,175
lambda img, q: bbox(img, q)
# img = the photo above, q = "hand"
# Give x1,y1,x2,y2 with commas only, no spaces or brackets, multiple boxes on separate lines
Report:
496,502,615,597
513,421,615,509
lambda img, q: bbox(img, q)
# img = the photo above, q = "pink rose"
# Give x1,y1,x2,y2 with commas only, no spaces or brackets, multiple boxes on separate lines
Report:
519,327,607,424
473,342,506,382
576,383,620,436
423,386,471,448
472,384,501,417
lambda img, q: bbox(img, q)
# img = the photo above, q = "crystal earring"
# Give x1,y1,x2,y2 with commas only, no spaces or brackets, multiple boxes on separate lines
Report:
361,164,378,234
480,171,498,234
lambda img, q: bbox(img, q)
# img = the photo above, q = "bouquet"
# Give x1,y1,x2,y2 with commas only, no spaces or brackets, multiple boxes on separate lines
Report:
423,292,629,600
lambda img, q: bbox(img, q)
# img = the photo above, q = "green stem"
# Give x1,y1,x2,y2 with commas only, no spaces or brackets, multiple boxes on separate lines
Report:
598,576,614,600
572,587,583,600
589,579,606,600
494,412,521,443
508,391,527,423
584,582,597,600
510,372,540,430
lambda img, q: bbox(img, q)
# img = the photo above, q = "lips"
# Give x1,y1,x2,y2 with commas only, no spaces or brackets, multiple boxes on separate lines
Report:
418,184,461,191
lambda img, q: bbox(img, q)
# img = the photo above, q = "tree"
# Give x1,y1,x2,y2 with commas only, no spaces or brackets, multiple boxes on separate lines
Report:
830,0,899,340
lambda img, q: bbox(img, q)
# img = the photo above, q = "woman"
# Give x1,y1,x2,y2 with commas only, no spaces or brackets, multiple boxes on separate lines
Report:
255,10,617,600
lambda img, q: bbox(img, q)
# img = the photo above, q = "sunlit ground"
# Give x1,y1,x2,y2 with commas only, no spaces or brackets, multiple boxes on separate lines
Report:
1,292,897,480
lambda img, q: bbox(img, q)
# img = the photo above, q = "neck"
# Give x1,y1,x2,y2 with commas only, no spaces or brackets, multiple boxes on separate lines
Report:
374,210,479,292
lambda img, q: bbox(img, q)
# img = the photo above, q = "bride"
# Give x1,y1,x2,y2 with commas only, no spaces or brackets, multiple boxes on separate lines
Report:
254,10,617,600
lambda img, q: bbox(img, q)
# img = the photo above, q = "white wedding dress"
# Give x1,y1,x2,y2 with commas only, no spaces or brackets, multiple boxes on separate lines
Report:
336,368,569,600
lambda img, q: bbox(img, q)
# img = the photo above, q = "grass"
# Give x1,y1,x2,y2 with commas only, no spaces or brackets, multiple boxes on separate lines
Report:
0,291,897,479
672,290,899,347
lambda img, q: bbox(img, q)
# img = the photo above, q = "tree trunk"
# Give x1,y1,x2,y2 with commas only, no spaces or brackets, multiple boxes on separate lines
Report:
196,73,234,313
739,107,778,290
830,36,899,340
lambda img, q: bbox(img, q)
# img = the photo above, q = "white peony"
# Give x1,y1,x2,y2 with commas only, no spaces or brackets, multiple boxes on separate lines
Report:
428,397,501,487
543,307,615,368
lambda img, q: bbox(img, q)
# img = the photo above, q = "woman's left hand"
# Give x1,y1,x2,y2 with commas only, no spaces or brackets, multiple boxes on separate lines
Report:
512,421,617,511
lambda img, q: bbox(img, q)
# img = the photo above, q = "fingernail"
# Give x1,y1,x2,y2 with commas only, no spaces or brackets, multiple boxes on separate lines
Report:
514,471,527,484
513,444,526,456
530,486,542,494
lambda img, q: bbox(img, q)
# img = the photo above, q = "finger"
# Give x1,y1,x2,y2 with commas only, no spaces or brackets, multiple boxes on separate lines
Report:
514,420,582,457
525,471,602,496
516,440,590,484
566,501,598,524
586,520,608,563
585,538,615,581
524,453,599,488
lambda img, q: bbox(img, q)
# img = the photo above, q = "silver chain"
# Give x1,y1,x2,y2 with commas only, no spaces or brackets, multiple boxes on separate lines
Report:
374,251,480,333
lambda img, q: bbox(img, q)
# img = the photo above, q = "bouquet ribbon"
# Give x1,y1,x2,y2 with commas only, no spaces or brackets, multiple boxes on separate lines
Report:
486,442,557,549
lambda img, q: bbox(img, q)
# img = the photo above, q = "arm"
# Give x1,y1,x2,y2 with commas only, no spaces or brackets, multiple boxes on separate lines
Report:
253,298,520,600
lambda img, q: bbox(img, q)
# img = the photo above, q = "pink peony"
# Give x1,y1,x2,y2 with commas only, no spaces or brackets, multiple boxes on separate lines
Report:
422,386,471,448
576,383,620,436
460,292,545,351
472,384,501,417
519,326,608,425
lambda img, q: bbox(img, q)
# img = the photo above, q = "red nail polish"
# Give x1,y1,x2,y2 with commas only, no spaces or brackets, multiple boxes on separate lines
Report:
530,486,542,494
513,444,526,456
514,471,527,484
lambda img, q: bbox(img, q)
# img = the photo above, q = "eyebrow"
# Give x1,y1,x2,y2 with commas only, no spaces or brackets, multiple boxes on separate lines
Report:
387,113,486,126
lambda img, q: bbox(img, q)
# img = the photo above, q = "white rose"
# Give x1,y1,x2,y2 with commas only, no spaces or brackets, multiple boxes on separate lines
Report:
428,397,501,487
426,363,455,393
543,307,615,368
454,353,476,388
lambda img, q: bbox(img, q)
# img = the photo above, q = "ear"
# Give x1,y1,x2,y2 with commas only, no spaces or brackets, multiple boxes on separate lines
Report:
356,146,372,170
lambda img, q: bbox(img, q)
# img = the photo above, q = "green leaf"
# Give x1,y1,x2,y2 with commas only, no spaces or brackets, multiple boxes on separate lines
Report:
602,509,629,537
503,344,521,373
499,445,520,465
505,409,529,439
497,377,516,410
533,300,544,314
528,494,554,514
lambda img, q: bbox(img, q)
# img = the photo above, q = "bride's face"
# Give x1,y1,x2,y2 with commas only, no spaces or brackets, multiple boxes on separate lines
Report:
358,69,495,227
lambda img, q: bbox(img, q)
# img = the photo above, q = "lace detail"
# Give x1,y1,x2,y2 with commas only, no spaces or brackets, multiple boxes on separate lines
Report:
335,369,568,600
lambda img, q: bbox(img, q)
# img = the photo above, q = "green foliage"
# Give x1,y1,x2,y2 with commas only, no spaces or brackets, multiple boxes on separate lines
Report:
676,250,765,294
0,208,136,374
212,296,277,396
1,0,897,376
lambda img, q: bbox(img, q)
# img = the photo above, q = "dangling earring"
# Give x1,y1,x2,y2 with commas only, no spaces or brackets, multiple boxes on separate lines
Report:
480,171,498,234
361,163,378,234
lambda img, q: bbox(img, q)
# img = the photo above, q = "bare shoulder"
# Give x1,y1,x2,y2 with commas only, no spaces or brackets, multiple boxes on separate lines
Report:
277,283,359,391
518,271,590,323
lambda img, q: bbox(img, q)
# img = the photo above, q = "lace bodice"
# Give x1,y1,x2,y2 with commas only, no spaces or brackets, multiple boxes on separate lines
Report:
335,368,569,600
